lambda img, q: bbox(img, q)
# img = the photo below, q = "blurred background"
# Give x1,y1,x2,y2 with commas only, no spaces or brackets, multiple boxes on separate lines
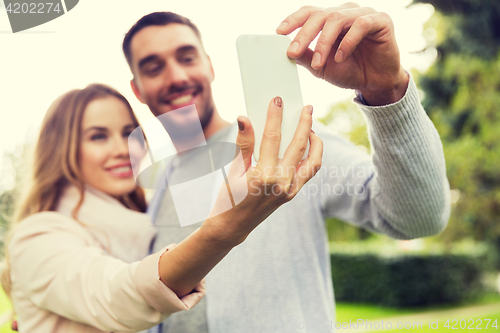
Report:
1,0,500,332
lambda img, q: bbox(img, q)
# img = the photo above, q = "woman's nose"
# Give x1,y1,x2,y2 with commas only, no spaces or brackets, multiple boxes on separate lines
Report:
113,136,130,157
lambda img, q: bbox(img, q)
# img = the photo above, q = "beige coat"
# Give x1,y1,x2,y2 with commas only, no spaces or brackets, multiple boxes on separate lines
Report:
9,185,205,332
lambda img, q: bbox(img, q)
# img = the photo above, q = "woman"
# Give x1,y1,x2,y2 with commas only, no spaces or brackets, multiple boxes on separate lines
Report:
1,83,322,332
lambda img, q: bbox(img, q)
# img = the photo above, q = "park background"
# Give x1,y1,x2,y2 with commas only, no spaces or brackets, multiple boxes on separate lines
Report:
0,0,499,331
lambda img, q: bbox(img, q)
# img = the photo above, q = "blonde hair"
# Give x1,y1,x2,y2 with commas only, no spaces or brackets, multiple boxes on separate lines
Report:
0,83,146,314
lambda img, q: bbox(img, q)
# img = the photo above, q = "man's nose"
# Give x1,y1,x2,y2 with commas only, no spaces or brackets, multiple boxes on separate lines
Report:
164,62,189,86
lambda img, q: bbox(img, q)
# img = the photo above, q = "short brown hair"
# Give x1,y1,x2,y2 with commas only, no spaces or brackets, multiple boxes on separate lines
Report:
122,12,202,70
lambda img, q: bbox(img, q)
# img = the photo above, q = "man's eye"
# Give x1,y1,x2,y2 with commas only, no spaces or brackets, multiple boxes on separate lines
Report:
144,65,162,75
180,55,195,63
91,133,106,141
146,68,159,75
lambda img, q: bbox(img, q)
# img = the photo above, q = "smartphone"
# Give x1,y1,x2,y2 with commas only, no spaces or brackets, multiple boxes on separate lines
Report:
236,34,309,162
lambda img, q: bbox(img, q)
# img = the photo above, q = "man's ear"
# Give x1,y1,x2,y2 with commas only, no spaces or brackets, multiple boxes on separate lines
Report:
130,78,145,104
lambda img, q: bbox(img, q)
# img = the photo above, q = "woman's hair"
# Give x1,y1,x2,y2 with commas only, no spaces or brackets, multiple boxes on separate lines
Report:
0,83,147,306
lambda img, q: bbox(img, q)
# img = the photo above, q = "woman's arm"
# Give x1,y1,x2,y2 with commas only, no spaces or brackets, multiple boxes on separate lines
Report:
157,97,323,297
9,213,189,332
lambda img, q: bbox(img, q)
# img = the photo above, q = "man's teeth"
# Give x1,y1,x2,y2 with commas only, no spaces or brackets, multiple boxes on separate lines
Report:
111,166,131,173
170,94,193,106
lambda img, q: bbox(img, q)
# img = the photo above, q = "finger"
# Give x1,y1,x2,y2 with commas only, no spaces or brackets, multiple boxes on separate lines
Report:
295,47,317,77
311,7,377,67
258,97,283,168
232,116,254,174
276,5,320,35
280,4,365,60
335,12,391,63
225,116,255,203
294,39,339,77
280,105,313,173
291,131,323,195
286,9,328,60
276,2,361,35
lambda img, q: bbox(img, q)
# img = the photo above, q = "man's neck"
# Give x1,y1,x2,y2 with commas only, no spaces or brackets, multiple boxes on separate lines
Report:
169,107,230,153
202,108,230,140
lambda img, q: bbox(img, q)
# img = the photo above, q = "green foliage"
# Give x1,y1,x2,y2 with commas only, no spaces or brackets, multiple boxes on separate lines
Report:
409,0,500,254
330,248,489,307
326,217,375,242
0,144,30,257
320,100,373,242
413,0,500,59
0,193,16,257
318,99,371,155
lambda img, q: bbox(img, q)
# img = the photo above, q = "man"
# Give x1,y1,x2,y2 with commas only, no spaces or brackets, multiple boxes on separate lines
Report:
123,4,450,332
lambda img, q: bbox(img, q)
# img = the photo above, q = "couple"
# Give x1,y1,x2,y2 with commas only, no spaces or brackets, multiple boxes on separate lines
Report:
3,3,450,333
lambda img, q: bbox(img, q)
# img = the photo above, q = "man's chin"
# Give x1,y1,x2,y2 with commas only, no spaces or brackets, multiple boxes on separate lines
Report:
152,103,213,128
152,103,195,116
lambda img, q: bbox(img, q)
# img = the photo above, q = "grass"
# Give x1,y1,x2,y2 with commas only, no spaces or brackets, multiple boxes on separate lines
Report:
336,293,500,322
1,286,498,333
381,314,500,333
336,303,418,321
336,293,500,332
0,288,13,333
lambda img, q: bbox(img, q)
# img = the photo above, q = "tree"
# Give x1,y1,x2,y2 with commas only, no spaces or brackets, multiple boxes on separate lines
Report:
0,144,30,257
318,100,374,241
320,0,500,249
410,0,500,251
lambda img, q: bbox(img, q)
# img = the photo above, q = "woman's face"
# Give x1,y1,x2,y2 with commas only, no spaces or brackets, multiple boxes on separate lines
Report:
79,96,138,198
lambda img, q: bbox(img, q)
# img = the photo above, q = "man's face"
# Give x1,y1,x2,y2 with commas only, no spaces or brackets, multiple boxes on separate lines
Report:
130,24,215,129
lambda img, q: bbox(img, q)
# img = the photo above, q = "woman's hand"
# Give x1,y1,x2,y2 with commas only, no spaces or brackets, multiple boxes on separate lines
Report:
158,97,322,298
203,96,323,247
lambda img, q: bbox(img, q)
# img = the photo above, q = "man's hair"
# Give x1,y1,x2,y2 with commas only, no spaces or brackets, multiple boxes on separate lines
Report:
122,12,202,70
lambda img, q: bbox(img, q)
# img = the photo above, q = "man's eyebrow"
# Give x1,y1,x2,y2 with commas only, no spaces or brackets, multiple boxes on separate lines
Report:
138,55,160,70
137,45,198,70
176,45,197,55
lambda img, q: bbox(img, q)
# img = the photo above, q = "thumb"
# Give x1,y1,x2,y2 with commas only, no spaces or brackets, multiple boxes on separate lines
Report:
235,116,254,172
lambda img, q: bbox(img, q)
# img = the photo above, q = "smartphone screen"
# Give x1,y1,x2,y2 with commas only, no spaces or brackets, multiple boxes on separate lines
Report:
236,34,309,161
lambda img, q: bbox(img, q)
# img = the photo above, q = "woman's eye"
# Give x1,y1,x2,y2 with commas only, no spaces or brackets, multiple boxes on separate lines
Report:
91,133,106,141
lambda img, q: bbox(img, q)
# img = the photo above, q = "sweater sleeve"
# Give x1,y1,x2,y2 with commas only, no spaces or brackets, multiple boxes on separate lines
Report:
315,74,450,239
9,212,205,332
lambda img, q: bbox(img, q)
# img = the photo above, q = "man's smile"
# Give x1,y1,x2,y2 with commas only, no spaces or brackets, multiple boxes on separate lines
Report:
161,86,202,108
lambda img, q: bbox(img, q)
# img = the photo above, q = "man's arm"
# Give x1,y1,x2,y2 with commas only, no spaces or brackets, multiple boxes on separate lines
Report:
313,75,450,239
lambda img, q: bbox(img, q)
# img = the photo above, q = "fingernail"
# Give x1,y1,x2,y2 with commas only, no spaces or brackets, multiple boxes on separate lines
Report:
277,21,288,31
288,41,299,54
312,52,321,68
311,129,316,134
335,49,344,63
274,96,282,107
237,119,245,131
308,105,313,115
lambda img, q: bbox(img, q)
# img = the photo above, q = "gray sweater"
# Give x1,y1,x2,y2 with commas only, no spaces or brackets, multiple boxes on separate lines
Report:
147,75,450,333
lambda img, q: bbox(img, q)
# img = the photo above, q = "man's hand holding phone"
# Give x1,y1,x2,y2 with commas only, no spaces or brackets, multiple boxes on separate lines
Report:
277,2,409,106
